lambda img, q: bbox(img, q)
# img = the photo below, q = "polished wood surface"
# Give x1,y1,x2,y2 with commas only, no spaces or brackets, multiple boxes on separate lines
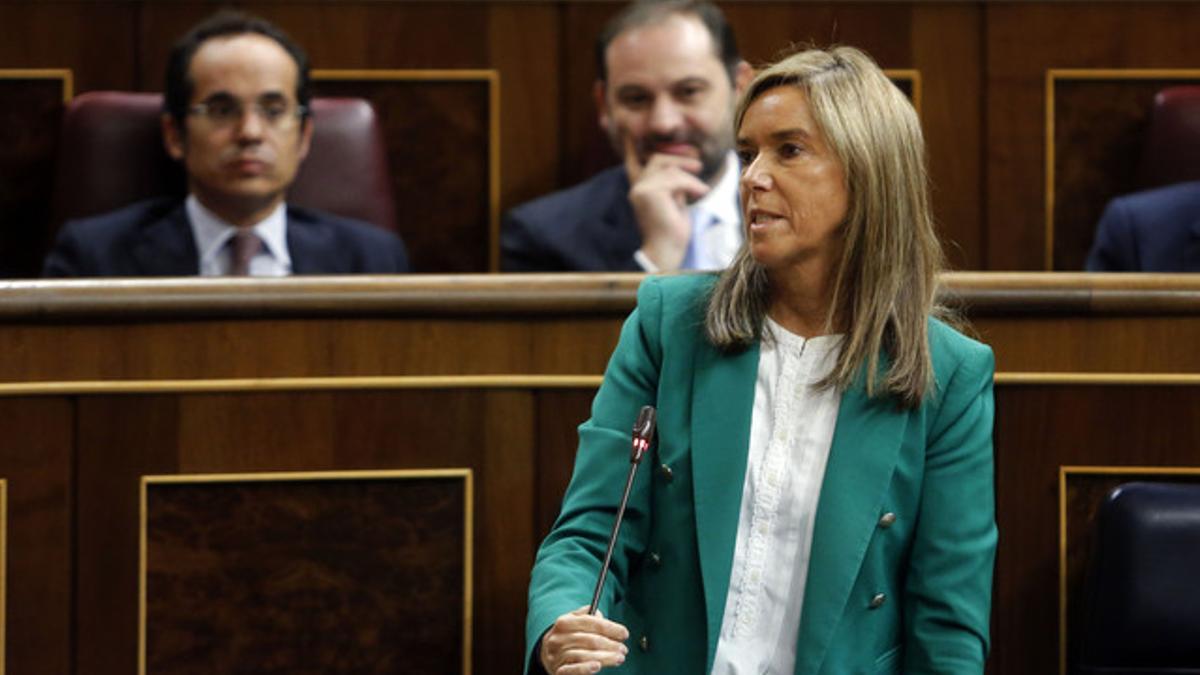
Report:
3,273,1200,383
0,76,66,277
993,386,1200,675
1049,73,1200,271
142,472,469,674
0,274,1198,674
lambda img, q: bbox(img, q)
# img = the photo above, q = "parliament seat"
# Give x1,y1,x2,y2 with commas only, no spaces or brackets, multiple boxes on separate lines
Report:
49,91,398,235
1077,482,1200,675
1137,86,1200,190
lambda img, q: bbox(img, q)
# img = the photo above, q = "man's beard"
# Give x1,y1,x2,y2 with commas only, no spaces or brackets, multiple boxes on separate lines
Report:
611,127,732,185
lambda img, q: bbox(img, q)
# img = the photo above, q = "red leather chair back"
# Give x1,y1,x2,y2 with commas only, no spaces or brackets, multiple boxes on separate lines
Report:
1137,85,1200,190
50,91,397,233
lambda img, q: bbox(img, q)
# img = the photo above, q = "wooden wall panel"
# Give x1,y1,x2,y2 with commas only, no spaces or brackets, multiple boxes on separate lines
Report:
486,5,561,209
2,276,1200,675
991,383,1200,675
534,389,596,540
143,472,469,674
0,317,552,383
0,3,137,92
0,397,74,675
75,396,181,675
312,74,494,273
912,3,983,270
986,2,1200,271
69,388,538,675
1050,73,1200,271
0,76,67,278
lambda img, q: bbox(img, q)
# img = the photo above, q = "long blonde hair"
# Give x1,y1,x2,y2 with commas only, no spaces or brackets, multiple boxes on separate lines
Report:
706,45,946,408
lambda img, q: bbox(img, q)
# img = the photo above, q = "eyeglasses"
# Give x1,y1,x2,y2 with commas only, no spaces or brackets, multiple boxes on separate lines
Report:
187,95,307,129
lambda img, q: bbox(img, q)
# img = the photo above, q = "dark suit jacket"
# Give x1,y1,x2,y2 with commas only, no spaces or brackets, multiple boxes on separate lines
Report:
501,166,643,272
43,197,410,277
1085,181,1200,271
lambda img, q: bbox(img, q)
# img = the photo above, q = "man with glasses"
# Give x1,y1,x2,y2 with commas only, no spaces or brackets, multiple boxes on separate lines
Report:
43,12,410,276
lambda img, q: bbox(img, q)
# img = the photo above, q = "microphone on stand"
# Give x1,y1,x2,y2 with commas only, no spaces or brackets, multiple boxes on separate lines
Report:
589,405,657,616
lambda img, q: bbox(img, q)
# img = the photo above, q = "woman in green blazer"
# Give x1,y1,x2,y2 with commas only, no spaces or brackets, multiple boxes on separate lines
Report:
528,45,996,675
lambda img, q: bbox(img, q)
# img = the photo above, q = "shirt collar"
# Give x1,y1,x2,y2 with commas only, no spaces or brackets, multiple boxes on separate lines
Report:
186,195,291,272
691,151,741,226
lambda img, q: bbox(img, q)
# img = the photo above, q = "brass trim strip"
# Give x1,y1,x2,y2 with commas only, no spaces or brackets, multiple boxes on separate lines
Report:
6,372,1200,397
1057,465,1200,675
138,468,473,675
1045,69,1056,271
884,69,922,116
0,68,73,102
1,479,6,675
143,468,472,484
1044,68,1200,271
311,69,502,273
0,375,605,397
995,372,1200,385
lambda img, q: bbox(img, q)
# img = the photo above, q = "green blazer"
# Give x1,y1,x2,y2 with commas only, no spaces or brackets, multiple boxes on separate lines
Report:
527,274,996,674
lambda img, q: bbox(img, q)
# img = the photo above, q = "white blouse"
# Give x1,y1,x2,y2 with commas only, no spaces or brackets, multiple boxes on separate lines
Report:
711,317,843,675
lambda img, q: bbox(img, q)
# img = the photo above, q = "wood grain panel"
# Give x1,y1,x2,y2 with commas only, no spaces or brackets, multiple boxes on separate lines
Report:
534,389,597,540
973,315,1200,373
912,3,983,270
0,75,68,278
70,388,540,675
0,317,541,383
312,73,495,273
991,384,1200,675
142,472,469,674
486,5,561,210
986,2,1200,270
1049,73,1200,271
476,391,535,666
0,4,136,93
0,397,73,675
76,396,182,675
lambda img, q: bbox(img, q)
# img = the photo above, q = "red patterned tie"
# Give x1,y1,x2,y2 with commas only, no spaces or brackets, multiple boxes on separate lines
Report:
230,230,262,276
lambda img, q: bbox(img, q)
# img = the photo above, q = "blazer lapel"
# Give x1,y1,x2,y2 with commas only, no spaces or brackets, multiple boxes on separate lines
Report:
793,375,909,674
690,341,759,672
130,204,200,275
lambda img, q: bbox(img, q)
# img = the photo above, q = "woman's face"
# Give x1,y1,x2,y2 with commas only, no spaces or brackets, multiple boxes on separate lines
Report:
736,86,849,273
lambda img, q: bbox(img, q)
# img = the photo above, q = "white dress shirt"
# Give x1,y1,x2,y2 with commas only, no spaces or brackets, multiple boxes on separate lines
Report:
187,195,292,276
711,317,843,675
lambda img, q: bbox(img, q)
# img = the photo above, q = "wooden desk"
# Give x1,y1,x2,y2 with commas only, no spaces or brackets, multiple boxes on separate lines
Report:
1,273,1198,675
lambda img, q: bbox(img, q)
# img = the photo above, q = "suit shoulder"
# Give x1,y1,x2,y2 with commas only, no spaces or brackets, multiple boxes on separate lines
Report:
59,197,181,240
928,317,994,389
506,166,628,227
1111,181,1200,219
289,206,404,246
637,273,717,326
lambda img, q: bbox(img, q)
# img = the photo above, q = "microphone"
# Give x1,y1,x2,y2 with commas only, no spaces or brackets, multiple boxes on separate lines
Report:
589,405,657,616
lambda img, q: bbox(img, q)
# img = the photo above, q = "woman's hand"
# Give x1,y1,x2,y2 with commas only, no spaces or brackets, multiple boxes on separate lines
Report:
540,605,630,674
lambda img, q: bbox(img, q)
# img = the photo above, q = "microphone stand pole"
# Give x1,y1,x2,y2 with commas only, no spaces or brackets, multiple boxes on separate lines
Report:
589,405,656,615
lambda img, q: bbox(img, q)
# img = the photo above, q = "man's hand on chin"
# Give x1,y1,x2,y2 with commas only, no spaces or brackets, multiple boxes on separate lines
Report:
624,135,710,271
